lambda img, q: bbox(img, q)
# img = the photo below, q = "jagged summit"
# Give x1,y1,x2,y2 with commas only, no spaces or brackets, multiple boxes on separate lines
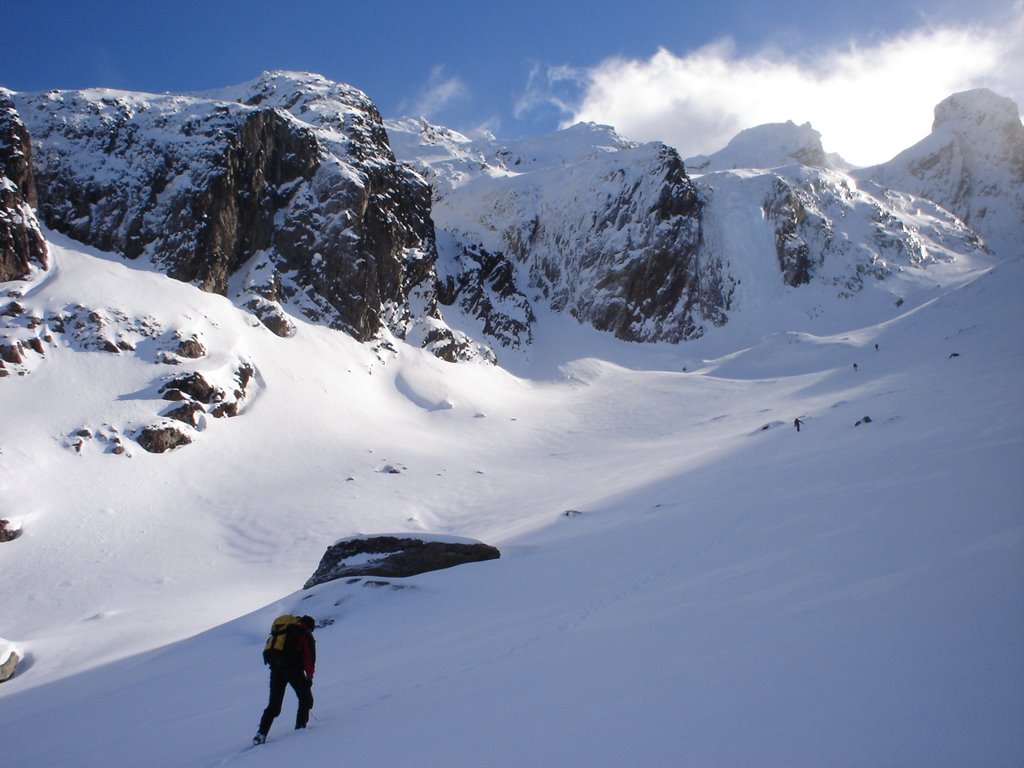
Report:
685,120,848,173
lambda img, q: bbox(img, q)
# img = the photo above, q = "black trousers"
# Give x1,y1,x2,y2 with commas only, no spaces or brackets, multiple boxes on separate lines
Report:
258,665,314,735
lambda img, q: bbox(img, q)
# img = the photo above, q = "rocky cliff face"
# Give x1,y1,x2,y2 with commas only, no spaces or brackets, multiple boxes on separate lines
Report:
0,89,47,282
752,167,981,294
391,121,728,345
9,72,477,358
860,89,1024,257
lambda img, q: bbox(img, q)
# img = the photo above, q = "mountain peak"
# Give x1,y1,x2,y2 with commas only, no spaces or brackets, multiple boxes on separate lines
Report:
686,120,846,173
932,88,1021,134
859,88,1023,257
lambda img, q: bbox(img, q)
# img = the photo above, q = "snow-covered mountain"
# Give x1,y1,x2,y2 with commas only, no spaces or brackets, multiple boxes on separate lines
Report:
4,73,1020,362
1,73,1022,766
685,119,849,173
858,88,1024,258
390,120,721,346
5,73,484,361
386,107,1000,355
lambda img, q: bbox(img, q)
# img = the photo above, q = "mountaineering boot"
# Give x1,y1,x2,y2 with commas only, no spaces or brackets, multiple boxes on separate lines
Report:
252,733,266,746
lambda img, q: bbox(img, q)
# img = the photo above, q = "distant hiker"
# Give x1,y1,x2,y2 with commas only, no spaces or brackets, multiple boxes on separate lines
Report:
874,343,879,351
793,417,803,432
254,615,316,745
853,363,858,372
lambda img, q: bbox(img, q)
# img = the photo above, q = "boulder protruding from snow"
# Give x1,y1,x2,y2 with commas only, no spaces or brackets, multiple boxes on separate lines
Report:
0,644,19,683
0,518,23,542
304,534,500,588
137,424,192,453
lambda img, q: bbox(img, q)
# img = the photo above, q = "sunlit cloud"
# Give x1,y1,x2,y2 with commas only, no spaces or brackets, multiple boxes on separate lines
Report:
401,65,468,119
533,10,1024,167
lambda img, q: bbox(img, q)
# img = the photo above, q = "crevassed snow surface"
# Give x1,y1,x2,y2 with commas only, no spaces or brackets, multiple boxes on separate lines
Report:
0,232,1022,767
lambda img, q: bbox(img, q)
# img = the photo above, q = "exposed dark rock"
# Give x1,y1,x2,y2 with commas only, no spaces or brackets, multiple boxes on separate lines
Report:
235,362,254,392
0,90,48,282
764,178,816,286
160,372,216,403
176,337,206,358
209,400,238,418
210,362,255,417
246,298,295,338
137,424,192,453
0,518,22,542
0,340,23,364
304,535,501,588
437,242,535,349
164,401,205,427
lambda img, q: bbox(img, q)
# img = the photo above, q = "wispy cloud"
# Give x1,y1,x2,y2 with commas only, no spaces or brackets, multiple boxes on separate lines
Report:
527,8,1024,166
401,65,468,119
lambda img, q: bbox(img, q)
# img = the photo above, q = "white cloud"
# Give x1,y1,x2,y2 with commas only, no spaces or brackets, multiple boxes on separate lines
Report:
551,12,1024,166
402,65,468,119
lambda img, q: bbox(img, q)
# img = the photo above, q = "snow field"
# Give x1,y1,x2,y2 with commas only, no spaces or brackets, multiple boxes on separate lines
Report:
0,239,1021,765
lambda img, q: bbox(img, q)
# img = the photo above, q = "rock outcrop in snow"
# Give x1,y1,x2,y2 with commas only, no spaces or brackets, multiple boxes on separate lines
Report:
859,88,1024,257
0,644,19,683
304,535,501,588
0,89,47,282
0,518,23,543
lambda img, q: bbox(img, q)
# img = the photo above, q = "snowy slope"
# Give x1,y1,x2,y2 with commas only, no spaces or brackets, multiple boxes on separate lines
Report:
0,225,1022,766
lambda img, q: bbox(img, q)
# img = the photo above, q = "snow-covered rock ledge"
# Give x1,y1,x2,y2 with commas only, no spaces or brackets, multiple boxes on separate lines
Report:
304,533,500,588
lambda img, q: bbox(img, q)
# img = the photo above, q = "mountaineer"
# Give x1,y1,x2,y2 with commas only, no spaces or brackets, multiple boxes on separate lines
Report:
253,614,316,745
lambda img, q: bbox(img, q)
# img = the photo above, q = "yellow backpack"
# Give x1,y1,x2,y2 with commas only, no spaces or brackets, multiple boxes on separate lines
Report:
262,614,302,664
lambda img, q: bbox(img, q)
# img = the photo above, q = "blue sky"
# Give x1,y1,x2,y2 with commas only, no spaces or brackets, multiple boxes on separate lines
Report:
3,0,1021,165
